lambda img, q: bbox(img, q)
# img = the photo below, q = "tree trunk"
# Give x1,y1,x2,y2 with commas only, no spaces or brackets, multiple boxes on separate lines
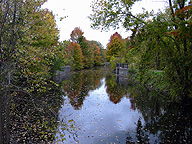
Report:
5,87,10,144
0,62,4,144
0,89,3,144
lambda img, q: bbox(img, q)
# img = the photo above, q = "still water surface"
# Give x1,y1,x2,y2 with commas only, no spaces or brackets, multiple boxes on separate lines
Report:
55,68,192,144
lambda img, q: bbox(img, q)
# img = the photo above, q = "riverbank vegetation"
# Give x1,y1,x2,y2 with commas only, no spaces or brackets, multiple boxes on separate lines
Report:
1,0,192,143
128,69,169,95
0,0,68,142
89,0,192,101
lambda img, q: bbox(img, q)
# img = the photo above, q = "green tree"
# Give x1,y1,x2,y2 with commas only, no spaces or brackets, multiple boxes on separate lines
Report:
91,40,106,62
78,36,94,68
20,9,60,79
106,35,124,61
89,0,148,31
0,0,66,143
68,42,84,70
91,40,104,49
137,7,192,98
93,44,102,66
0,0,52,143
89,0,192,99
50,41,68,75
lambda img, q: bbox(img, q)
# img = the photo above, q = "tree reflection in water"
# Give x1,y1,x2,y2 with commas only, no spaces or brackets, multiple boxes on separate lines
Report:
105,74,128,104
126,84,192,144
57,68,192,143
126,118,150,144
61,68,104,110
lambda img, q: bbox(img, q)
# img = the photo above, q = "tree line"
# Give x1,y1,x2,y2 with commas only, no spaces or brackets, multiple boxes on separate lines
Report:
0,0,65,142
61,27,105,70
91,0,192,100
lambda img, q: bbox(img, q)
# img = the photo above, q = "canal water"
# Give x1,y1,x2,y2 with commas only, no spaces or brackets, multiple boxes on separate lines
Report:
55,68,192,144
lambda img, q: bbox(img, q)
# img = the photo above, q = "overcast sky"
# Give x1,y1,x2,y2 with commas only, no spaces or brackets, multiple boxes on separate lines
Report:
42,0,167,48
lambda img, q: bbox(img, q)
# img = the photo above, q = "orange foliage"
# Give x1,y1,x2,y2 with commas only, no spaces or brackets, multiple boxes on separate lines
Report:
107,32,123,47
68,42,84,70
70,27,84,43
94,44,102,65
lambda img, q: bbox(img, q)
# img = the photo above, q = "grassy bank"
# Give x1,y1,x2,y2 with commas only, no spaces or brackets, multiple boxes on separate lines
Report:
127,69,169,94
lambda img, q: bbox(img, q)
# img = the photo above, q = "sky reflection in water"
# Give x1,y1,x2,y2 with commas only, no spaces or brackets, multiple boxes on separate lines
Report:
55,68,192,144
57,78,142,144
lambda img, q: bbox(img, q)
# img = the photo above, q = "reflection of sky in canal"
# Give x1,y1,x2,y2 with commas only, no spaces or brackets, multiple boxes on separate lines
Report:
56,78,144,144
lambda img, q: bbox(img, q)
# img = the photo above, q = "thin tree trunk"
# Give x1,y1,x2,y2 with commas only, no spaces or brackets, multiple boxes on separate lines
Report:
5,86,10,144
0,87,3,144
0,36,4,144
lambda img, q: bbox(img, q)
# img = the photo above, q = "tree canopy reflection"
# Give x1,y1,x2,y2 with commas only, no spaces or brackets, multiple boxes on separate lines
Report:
55,68,192,143
125,85,192,143
105,74,128,104
61,69,104,109
58,68,192,143
62,69,135,108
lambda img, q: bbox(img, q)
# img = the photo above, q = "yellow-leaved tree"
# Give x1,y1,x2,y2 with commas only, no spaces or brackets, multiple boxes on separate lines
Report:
106,32,124,62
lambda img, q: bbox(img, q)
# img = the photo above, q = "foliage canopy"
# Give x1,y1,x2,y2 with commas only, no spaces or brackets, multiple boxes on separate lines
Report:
90,0,192,99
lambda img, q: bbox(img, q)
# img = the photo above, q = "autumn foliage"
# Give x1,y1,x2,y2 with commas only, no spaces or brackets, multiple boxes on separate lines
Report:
78,36,94,68
93,44,102,66
106,33,124,61
70,27,84,43
67,42,84,70
67,27,104,69
0,0,67,143
107,32,123,46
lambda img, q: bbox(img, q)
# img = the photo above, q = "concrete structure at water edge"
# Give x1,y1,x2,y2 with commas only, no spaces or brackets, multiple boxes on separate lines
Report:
104,62,110,67
56,66,71,75
116,63,129,77
54,66,71,82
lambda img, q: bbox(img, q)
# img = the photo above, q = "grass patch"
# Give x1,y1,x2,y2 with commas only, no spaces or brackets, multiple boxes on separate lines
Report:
127,69,169,93
144,71,168,90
